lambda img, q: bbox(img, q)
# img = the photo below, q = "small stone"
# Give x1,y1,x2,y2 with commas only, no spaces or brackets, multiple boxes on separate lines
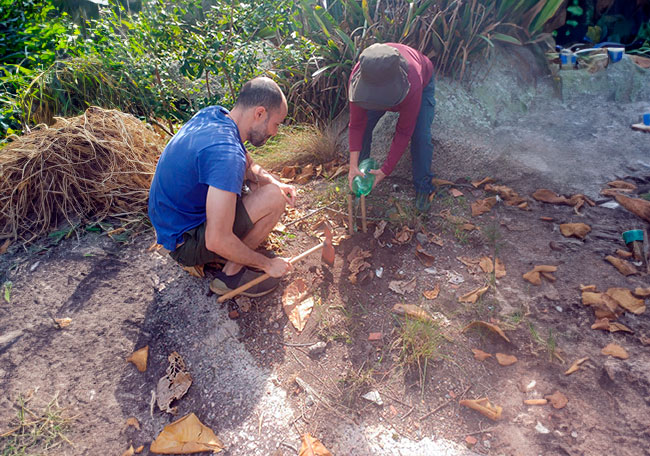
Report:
416,233,428,245
362,390,383,406
272,322,280,330
308,341,327,358
375,267,383,278
30,261,40,272
465,436,478,447
571,431,578,438
555,306,563,312
483,440,491,449
535,422,550,434
305,396,314,407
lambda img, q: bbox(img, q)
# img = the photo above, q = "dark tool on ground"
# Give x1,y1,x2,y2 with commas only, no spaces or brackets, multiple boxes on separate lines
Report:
217,223,335,302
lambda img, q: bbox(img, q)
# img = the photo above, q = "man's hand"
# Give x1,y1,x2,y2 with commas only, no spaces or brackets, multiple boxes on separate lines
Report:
348,165,364,192
276,182,297,207
265,257,292,278
369,168,386,189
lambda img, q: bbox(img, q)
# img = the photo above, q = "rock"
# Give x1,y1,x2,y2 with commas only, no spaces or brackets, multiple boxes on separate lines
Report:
362,390,383,406
535,422,550,434
465,436,478,447
308,341,327,358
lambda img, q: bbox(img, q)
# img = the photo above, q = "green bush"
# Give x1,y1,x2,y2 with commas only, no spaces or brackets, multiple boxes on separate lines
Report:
2,0,568,140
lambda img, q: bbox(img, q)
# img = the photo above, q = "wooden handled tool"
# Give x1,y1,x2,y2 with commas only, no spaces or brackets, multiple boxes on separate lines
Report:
217,223,335,302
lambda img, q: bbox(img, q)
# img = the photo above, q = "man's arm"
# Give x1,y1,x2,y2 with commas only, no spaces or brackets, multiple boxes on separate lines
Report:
245,155,296,206
204,186,286,276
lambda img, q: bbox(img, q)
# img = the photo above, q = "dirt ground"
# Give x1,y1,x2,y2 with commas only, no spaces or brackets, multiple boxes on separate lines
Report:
1,170,649,456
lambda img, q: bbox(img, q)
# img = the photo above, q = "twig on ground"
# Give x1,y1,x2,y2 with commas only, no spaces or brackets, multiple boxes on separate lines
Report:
420,384,471,421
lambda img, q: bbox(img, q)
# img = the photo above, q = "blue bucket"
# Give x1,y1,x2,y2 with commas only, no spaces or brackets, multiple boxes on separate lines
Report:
607,47,624,63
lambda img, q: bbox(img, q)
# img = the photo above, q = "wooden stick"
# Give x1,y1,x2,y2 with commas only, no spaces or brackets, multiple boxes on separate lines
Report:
217,242,325,302
347,193,354,235
360,194,367,233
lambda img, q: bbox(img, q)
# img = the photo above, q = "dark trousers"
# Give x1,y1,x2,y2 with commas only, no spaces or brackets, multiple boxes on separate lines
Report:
359,78,436,194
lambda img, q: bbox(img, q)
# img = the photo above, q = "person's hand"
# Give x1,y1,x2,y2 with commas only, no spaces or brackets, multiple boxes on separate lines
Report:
265,257,292,278
276,182,297,207
369,168,386,189
348,165,364,192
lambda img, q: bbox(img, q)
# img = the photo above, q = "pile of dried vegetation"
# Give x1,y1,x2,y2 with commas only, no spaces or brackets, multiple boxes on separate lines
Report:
0,107,166,243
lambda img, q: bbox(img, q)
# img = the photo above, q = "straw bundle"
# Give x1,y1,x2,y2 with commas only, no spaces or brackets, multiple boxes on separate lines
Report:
0,106,166,243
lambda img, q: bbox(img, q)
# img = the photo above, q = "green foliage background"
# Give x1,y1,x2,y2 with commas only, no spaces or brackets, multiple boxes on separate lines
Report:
0,0,581,140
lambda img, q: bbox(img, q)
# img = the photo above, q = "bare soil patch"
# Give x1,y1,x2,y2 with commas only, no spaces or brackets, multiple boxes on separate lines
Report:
1,173,649,456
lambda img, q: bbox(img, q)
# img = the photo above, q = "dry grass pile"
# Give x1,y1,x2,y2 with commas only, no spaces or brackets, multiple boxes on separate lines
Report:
0,106,166,243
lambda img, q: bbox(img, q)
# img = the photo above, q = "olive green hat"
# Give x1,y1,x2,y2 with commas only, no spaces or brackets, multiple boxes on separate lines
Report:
349,43,411,109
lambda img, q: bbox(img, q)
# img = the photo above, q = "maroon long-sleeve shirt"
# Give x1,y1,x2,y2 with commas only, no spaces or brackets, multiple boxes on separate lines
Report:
348,43,434,176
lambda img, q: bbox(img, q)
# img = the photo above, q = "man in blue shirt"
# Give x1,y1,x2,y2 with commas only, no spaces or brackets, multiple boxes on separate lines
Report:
149,77,296,297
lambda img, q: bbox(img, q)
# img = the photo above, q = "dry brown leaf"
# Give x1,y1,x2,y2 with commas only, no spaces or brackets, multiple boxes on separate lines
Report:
415,244,435,267
523,265,557,285
428,232,444,247
459,398,502,421
471,348,492,361
608,180,637,190
422,284,440,300
181,265,205,278
394,225,414,244
540,216,554,222
282,279,314,332
606,288,646,314
559,223,591,239
471,177,494,188
126,417,141,430
373,220,387,239
281,165,298,179
479,257,493,274
299,433,333,456
391,303,435,323
458,285,489,304
122,445,135,456
614,194,650,223
457,256,480,269
157,352,192,415
601,188,632,197
615,249,633,259
329,164,348,180
495,353,517,366
545,391,568,409
495,258,506,278
523,399,548,405
438,209,470,226
484,184,527,206
127,346,149,373
601,343,629,359
462,321,511,343
470,197,497,217
295,164,315,184
389,277,417,295
150,412,223,454
565,357,589,375
540,271,556,282
432,178,454,186
634,287,650,297
580,284,597,292
640,336,650,346
450,188,464,197
605,256,638,276
54,317,72,329
591,318,633,333
135,445,144,454
0,239,10,255
532,189,569,204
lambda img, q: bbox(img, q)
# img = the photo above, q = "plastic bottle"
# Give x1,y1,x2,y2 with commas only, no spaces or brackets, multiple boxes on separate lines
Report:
352,158,378,197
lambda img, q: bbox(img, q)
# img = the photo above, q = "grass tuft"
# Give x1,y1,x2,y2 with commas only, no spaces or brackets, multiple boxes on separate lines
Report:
0,393,73,456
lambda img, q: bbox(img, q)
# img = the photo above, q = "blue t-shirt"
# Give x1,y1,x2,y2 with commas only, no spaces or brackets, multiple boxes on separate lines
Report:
148,106,247,250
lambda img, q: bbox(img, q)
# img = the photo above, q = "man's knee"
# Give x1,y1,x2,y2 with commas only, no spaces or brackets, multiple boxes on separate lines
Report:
258,183,286,213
